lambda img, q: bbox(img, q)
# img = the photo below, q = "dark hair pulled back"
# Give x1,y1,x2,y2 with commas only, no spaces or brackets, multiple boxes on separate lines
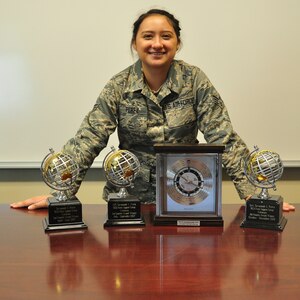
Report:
131,9,181,49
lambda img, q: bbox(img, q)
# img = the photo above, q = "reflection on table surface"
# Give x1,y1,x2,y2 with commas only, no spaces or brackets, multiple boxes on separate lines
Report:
0,204,298,300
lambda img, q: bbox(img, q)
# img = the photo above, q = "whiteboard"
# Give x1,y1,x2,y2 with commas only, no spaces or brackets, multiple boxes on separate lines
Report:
1,0,300,168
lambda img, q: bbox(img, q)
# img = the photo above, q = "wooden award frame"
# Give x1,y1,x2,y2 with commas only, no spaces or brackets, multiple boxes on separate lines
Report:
153,144,224,227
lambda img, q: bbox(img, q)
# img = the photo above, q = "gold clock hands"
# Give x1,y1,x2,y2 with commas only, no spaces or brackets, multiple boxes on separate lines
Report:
189,179,199,187
181,174,190,183
181,174,199,187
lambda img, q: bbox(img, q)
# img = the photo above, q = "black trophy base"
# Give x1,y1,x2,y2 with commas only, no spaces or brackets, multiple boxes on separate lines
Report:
240,195,287,231
104,194,145,227
43,197,88,232
153,215,224,227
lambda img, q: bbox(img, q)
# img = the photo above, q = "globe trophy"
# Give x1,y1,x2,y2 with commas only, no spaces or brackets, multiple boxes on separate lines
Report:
103,146,145,227
41,148,87,232
240,146,287,231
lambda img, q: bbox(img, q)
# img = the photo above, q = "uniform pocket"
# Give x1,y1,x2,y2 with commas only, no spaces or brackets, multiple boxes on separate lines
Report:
165,101,196,128
118,103,149,143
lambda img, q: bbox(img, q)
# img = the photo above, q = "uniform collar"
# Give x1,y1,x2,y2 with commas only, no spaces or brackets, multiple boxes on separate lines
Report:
124,60,182,95
165,60,182,95
123,60,144,93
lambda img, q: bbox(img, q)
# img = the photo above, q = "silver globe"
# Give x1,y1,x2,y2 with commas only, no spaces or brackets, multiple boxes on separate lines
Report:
41,148,79,201
244,146,283,199
103,146,140,198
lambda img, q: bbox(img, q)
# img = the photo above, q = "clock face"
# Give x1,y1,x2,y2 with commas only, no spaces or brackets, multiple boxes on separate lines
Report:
166,158,213,205
174,167,204,197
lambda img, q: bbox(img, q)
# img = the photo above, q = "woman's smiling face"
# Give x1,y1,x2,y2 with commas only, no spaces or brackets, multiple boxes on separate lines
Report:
133,14,180,71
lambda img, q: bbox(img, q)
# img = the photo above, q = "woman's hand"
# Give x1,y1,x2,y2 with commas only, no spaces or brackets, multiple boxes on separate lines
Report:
244,195,295,212
282,202,295,212
10,195,50,210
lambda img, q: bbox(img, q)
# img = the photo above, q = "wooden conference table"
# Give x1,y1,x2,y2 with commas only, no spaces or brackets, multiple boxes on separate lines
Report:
0,204,299,300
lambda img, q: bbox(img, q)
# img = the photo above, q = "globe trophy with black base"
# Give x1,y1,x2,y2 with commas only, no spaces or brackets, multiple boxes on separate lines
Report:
240,146,287,231
41,148,87,232
103,146,145,227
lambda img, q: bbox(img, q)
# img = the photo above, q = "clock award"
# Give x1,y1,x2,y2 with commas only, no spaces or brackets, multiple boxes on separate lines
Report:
103,146,145,227
153,144,225,227
41,148,87,232
240,146,287,231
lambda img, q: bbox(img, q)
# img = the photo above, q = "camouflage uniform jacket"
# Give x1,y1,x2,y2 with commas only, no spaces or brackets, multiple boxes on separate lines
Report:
62,59,255,203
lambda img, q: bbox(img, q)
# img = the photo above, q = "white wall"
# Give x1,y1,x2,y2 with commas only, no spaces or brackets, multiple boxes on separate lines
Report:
1,0,300,167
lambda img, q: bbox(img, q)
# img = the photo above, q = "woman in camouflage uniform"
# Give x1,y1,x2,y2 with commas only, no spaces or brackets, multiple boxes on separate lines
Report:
11,9,295,211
